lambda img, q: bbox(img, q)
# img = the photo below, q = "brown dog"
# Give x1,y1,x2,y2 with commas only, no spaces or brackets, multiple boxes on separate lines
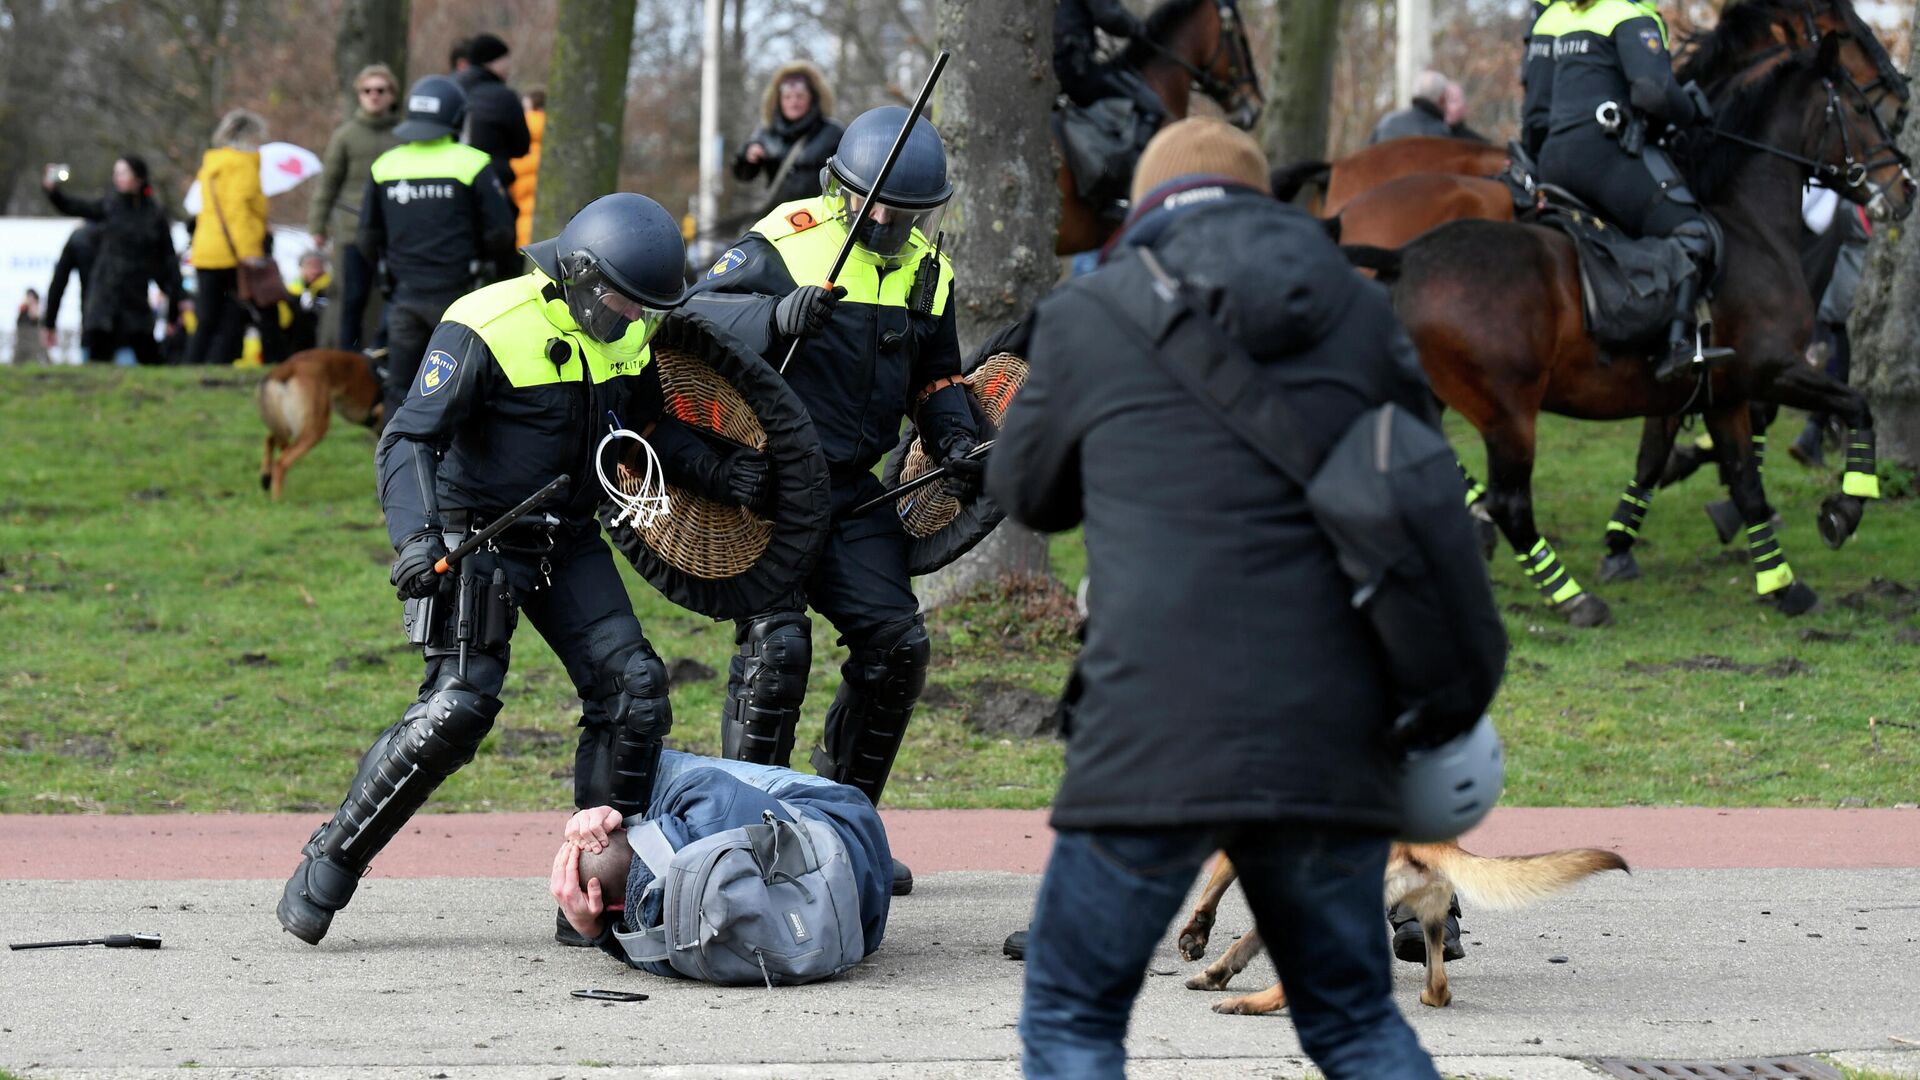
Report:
256,349,384,499
1176,842,1627,1013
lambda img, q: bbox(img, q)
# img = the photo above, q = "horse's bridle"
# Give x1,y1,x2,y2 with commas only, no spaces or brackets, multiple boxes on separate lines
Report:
1699,2,1911,208
1142,0,1265,127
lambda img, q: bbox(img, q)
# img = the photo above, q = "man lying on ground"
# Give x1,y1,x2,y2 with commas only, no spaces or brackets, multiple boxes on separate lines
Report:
551,751,892,984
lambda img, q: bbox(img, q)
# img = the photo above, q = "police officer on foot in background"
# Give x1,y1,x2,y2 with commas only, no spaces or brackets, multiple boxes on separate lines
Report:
681,105,981,897
1537,0,1723,382
363,74,517,417
278,193,693,946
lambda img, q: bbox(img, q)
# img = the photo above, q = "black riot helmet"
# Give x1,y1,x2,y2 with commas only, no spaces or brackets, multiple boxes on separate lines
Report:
821,106,953,261
394,75,468,142
524,193,688,356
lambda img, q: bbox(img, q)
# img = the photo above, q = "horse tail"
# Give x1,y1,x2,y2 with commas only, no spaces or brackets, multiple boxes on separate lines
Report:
1341,245,1402,281
1269,160,1332,203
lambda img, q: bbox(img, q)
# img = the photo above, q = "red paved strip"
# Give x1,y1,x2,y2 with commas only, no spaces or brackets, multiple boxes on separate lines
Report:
0,807,1914,880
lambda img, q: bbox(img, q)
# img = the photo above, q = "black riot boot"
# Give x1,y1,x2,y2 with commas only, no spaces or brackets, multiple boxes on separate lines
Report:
1389,896,1465,963
278,678,502,945
1654,226,1735,383
721,613,811,767
813,619,930,897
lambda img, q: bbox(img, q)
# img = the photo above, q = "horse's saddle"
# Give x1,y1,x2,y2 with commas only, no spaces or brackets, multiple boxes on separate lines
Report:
1527,193,1699,354
1054,96,1147,218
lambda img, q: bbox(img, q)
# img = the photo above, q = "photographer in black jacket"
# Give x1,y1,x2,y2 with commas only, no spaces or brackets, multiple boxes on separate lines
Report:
989,119,1444,1080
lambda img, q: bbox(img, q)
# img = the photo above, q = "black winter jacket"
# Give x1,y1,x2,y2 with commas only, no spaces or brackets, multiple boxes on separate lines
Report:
733,112,844,209
455,67,532,189
44,187,182,337
987,186,1439,832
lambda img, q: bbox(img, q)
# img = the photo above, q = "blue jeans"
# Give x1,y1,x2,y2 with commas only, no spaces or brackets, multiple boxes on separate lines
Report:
1020,824,1439,1080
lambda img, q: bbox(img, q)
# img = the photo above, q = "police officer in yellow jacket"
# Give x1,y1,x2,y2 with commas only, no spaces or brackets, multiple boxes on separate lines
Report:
277,193,723,946
362,75,517,416
682,106,982,895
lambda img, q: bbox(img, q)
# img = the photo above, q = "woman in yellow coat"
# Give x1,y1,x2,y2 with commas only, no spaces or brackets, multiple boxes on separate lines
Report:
187,109,270,365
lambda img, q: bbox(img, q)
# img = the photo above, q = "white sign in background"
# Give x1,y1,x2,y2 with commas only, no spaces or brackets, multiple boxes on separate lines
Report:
1,217,314,364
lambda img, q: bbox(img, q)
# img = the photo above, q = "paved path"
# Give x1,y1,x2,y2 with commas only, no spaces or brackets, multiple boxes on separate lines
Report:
3,808,1918,1080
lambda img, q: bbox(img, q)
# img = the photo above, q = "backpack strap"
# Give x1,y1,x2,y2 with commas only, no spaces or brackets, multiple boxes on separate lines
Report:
1082,247,1319,489
607,820,679,964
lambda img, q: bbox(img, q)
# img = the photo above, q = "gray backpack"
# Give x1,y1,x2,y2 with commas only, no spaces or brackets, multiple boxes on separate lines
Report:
611,804,866,986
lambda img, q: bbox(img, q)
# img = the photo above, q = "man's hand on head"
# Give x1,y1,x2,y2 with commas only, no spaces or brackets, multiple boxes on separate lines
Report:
565,805,624,854
550,841,606,940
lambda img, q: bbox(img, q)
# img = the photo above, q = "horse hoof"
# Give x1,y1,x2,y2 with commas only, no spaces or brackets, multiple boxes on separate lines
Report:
1598,551,1641,583
1558,592,1613,628
1817,495,1864,549
1767,581,1819,617
1475,515,1499,563
1704,499,1743,546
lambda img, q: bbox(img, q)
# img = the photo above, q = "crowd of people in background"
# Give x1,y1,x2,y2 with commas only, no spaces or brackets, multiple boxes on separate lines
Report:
24,29,541,370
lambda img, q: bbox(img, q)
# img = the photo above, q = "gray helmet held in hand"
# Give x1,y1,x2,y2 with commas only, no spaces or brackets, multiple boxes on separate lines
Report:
524,193,687,348
1396,714,1504,843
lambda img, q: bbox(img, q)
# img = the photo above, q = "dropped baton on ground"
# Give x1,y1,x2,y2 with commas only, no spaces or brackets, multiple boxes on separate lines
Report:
11,933,162,951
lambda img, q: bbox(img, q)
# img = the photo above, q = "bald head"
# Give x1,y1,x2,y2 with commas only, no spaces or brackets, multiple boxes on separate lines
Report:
1412,70,1450,105
578,831,633,906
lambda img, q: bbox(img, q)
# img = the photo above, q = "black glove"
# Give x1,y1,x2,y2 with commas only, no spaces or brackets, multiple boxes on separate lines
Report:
937,432,986,500
772,284,846,339
720,449,776,513
390,532,449,601
1683,81,1714,126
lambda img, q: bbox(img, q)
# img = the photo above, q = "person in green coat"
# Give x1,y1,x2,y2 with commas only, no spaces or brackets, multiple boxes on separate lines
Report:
308,63,401,351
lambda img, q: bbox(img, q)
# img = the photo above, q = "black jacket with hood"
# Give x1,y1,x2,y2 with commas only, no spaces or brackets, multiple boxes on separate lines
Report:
732,61,844,209
987,181,1439,832
44,186,182,337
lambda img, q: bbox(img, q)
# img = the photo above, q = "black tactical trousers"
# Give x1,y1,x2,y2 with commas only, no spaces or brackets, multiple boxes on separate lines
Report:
383,293,459,417
1538,131,1707,240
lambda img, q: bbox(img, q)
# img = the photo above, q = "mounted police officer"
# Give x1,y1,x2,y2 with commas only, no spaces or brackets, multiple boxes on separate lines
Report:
278,193,693,946
681,106,981,896
362,74,517,417
1536,0,1726,382
1055,0,1168,139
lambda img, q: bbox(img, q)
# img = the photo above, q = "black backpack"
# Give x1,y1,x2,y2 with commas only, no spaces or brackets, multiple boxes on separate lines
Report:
1091,247,1508,747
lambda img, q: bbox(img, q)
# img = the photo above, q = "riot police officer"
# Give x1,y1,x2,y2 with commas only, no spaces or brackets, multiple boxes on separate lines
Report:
278,193,702,946
1537,0,1724,382
682,106,982,896
362,75,517,417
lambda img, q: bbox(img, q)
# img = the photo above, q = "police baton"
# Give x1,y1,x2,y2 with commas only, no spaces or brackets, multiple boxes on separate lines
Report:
779,49,951,375
432,474,571,575
851,439,993,516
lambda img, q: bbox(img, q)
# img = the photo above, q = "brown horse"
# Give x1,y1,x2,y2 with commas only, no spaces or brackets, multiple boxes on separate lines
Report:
1055,0,1264,254
1272,136,1511,217
1331,172,1517,252
1351,0,1911,626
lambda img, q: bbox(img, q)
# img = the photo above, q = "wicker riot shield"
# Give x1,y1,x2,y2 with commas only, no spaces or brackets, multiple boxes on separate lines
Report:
879,349,1029,576
602,313,830,619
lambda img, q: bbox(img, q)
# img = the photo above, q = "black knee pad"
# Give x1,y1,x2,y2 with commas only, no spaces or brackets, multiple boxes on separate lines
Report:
739,612,812,707
606,645,672,740
844,617,930,711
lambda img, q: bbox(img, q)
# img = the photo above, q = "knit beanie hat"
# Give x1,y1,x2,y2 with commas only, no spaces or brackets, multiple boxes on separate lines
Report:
466,32,510,65
1130,118,1272,203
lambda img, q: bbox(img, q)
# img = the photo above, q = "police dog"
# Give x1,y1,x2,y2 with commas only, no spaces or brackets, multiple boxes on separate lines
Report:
1176,842,1628,1012
256,348,384,499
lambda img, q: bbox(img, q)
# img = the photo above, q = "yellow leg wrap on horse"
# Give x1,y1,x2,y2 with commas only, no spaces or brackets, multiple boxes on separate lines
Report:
1516,538,1585,605
1842,470,1881,499
1755,561,1795,595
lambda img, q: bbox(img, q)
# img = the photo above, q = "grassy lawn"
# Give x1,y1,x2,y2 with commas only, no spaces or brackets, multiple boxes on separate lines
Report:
1,365,1916,813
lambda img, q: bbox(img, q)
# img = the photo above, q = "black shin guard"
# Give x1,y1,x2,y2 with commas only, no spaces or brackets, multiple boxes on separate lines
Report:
812,618,930,805
604,645,672,818
722,612,811,767
280,672,501,942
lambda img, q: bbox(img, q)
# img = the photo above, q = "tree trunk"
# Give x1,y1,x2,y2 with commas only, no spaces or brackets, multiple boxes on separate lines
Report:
533,0,638,240
334,0,412,114
1263,0,1342,172
1846,11,1920,467
919,0,1061,608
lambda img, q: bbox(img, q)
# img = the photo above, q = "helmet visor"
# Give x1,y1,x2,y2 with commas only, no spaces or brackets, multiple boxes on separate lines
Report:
565,261,671,355
831,182,945,259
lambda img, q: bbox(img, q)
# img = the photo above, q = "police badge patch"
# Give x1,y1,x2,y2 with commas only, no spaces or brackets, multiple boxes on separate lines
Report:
1639,27,1664,53
707,248,746,278
419,350,457,396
